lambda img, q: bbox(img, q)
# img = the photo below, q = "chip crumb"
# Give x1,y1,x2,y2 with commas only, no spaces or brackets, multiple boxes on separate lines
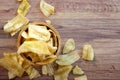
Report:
73,65,84,75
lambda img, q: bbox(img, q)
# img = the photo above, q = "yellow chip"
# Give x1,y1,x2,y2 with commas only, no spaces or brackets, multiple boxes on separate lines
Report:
82,44,94,61
17,40,51,55
17,0,31,16
8,71,16,79
54,65,72,80
40,0,54,17
42,65,47,75
36,55,57,65
63,38,75,54
21,31,29,39
48,44,57,54
56,50,80,65
73,66,84,75
28,24,51,41
0,53,24,77
26,66,40,79
4,14,29,36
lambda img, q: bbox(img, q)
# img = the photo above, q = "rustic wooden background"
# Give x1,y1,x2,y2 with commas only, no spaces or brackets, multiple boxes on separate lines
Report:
0,0,120,80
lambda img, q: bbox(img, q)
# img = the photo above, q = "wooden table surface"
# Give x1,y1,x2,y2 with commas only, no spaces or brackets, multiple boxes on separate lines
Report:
0,0,120,80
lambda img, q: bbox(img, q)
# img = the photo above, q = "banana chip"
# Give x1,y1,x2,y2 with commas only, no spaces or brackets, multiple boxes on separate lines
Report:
54,65,72,80
42,65,47,75
40,0,54,17
74,75,87,80
4,14,29,36
36,55,57,65
82,44,94,61
56,50,80,65
17,40,51,55
73,66,84,75
26,66,40,79
8,71,16,79
23,52,40,62
17,0,31,16
48,44,57,54
28,24,51,41
63,38,75,54
0,53,24,77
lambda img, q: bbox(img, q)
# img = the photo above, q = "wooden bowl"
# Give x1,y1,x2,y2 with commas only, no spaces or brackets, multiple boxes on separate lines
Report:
17,22,61,65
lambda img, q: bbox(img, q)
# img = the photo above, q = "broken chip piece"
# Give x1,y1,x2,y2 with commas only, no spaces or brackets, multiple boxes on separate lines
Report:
26,66,40,79
74,75,87,80
54,65,72,80
82,44,94,61
4,14,29,36
40,0,54,17
73,66,84,75
56,50,80,65
63,38,75,54
17,0,31,16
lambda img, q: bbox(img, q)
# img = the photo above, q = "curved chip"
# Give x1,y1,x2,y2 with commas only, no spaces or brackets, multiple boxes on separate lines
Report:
28,24,51,41
73,66,84,75
56,50,80,65
54,65,72,80
17,0,31,16
63,38,75,54
17,40,51,55
82,44,94,61
36,55,57,65
40,0,54,17
4,14,29,36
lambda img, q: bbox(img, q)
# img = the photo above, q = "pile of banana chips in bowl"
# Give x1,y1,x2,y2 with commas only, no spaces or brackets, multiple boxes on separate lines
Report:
17,22,61,65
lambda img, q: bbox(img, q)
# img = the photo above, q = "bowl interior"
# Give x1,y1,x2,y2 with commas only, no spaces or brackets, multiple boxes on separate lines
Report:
17,22,61,65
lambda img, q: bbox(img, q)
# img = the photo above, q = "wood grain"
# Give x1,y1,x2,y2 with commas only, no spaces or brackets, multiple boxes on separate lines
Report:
0,0,120,80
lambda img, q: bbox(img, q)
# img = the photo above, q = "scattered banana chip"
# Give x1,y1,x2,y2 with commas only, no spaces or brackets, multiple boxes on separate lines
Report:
28,24,51,41
42,63,54,76
56,50,80,65
40,0,55,17
54,65,72,80
63,38,75,54
82,44,94,61
8,71,16,79
17,40,51,55
26,66,40,79
73,66,84,75
0,53,24,77
17,0,31,16
4,14,29,36
74,75,87,80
